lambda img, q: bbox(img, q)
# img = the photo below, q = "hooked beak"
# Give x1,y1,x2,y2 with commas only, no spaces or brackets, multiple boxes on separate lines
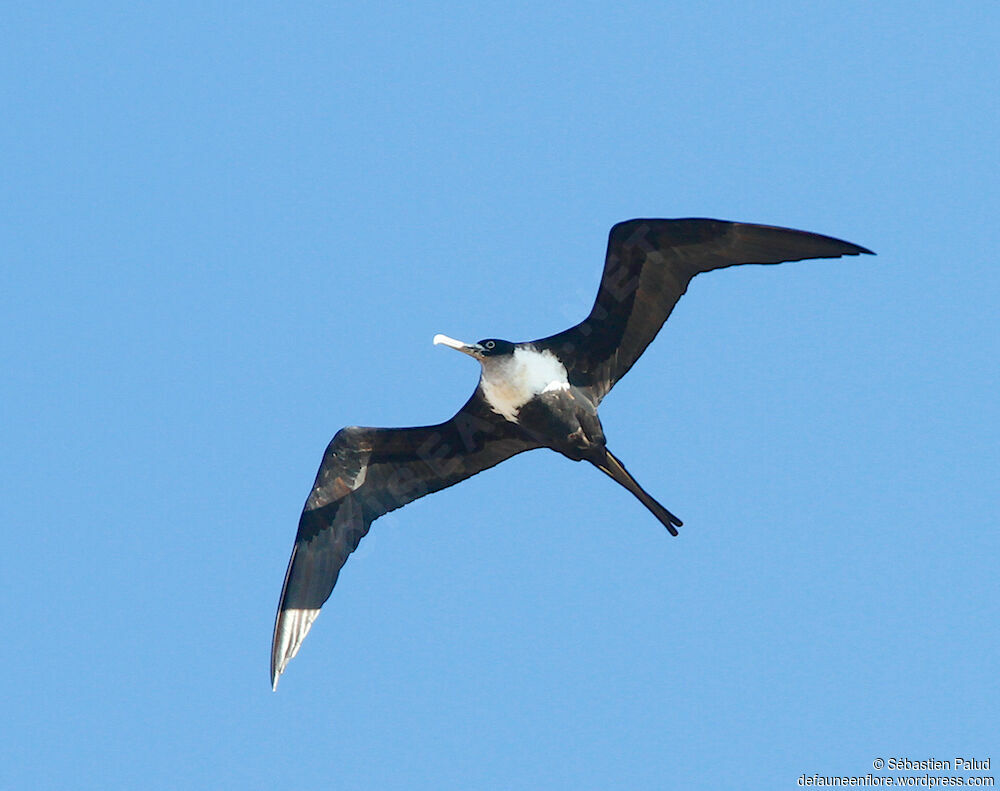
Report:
433,334,484,359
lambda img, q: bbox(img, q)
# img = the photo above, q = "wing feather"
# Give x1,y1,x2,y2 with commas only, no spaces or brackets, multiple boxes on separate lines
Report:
270,391,536,688
536,218,873,401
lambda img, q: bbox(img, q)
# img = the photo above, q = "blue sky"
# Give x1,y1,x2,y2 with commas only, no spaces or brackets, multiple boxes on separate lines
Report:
2,2,998,789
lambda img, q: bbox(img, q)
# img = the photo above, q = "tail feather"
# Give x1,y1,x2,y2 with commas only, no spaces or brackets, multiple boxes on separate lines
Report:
592,449,682,535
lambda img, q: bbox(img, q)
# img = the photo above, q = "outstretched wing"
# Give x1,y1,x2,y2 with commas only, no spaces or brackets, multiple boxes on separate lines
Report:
536,218,873,402
271,390,537,689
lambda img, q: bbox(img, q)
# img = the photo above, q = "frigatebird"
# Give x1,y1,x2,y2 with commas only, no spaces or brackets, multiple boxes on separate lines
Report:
271,217,872,688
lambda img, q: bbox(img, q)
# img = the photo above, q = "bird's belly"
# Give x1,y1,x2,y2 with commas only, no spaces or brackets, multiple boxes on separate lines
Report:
515,389,606,461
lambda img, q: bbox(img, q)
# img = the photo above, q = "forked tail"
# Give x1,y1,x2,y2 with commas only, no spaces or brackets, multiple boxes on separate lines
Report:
592,449,683,535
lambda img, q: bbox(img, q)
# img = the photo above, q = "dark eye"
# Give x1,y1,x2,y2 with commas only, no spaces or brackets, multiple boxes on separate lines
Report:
485,340,496,350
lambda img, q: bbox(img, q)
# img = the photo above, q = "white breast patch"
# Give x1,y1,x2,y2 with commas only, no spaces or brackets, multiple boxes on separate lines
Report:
480,346,569,422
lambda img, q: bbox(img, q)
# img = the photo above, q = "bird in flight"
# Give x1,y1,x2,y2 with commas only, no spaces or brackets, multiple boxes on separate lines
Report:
271,217,872,689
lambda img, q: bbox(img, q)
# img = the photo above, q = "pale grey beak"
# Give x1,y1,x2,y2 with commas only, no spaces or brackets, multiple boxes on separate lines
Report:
433,334,484,358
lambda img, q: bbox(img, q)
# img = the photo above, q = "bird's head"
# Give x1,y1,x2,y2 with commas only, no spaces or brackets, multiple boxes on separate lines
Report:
433,334,515,360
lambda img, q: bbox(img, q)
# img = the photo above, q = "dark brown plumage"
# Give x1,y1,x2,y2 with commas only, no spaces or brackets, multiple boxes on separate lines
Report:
271,218,872,689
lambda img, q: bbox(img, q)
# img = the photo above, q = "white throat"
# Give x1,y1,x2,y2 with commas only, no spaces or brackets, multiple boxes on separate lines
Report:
479,346,569,422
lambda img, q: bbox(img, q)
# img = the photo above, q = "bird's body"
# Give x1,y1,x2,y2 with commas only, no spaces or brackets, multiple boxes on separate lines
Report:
455,340,607,465
271,217,873,689
474,343,571,423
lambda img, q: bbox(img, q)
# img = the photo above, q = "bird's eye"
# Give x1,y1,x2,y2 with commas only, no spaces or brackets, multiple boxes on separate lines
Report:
485,341,496,350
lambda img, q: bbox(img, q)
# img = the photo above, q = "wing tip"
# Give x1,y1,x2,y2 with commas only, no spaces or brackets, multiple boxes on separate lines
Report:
727,219,874,259
612,217,875,258
270,605,321,691
270,642,285,691
823,235,874,257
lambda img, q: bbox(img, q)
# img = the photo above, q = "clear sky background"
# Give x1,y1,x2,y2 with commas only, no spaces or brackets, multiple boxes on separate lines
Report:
2,3,998,789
